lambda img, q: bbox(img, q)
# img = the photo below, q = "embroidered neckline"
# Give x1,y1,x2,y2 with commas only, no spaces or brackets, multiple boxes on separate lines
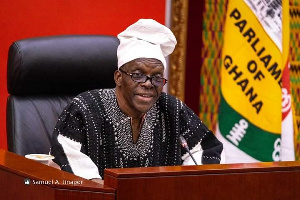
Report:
101,88,157,161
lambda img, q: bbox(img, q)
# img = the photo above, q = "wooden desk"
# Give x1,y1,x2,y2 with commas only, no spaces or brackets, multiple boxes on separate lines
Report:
0,149,115,200
2,148,300,200
105,161,300,200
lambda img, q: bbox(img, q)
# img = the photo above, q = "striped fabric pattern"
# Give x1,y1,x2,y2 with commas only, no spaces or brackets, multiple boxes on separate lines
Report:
290,0,300,160
200,0,228,132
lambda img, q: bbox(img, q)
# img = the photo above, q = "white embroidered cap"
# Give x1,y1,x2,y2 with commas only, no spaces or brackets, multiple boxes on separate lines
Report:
117,19,177,68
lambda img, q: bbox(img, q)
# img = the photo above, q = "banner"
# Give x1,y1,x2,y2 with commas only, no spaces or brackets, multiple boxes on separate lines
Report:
217,0,295,162
281,0,295,161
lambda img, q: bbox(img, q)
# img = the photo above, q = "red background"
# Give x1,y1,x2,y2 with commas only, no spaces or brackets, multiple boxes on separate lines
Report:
0,0,166,150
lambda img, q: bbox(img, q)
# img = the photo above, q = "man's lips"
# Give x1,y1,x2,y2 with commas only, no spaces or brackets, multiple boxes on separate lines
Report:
135,93,155,101
137,94,152,97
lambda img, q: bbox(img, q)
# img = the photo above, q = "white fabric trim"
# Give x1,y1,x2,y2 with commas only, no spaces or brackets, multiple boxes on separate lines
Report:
181,142,203,165
181,141,225,165
57,135,101,179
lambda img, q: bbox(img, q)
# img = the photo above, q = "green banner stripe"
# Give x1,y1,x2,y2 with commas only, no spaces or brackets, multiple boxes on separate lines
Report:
219,92,281,161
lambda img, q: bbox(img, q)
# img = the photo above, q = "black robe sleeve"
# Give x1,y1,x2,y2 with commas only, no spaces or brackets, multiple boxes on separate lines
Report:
179,101,223,164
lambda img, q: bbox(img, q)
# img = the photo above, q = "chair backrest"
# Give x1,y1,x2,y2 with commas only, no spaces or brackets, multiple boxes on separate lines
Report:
7,35,119,156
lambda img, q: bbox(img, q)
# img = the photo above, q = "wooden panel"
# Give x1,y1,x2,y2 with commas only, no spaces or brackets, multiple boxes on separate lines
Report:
104,162,300,200
0,150,115,200
3,148,300,200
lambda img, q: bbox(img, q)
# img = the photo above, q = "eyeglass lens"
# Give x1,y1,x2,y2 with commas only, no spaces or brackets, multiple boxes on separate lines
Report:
120,69,167,86
131,74,166,86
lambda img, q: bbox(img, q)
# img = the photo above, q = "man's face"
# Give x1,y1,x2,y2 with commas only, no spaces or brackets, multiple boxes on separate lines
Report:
115,58,165,118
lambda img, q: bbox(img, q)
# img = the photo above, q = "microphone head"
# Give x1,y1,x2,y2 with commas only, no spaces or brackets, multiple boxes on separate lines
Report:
179,135,198,165
179,135,188,148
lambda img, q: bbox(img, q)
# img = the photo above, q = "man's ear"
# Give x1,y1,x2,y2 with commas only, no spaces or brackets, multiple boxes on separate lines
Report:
114,70,122,86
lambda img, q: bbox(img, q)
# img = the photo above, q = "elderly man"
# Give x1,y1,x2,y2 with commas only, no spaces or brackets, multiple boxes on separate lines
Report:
50,19,223,182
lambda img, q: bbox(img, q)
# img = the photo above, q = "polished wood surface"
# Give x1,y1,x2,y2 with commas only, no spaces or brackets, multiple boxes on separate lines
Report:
0,149,115,200
2,148,300,200
105,161,300,200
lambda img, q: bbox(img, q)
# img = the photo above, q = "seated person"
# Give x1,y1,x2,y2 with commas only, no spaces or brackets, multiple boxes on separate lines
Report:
50,19,223,182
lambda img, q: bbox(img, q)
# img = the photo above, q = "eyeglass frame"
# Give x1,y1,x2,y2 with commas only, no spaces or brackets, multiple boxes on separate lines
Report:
119,68,168,87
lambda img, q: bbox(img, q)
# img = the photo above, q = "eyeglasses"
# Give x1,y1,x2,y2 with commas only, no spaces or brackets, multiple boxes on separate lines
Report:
119,69,167,87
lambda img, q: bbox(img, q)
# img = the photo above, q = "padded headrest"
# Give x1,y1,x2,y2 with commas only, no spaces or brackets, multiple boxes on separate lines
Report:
7,35,119,95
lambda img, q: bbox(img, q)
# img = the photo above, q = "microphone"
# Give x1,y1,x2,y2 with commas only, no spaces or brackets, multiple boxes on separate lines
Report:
179,135,198,165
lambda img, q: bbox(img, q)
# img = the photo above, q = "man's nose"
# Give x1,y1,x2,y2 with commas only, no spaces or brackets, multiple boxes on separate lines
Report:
141,77,154,88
